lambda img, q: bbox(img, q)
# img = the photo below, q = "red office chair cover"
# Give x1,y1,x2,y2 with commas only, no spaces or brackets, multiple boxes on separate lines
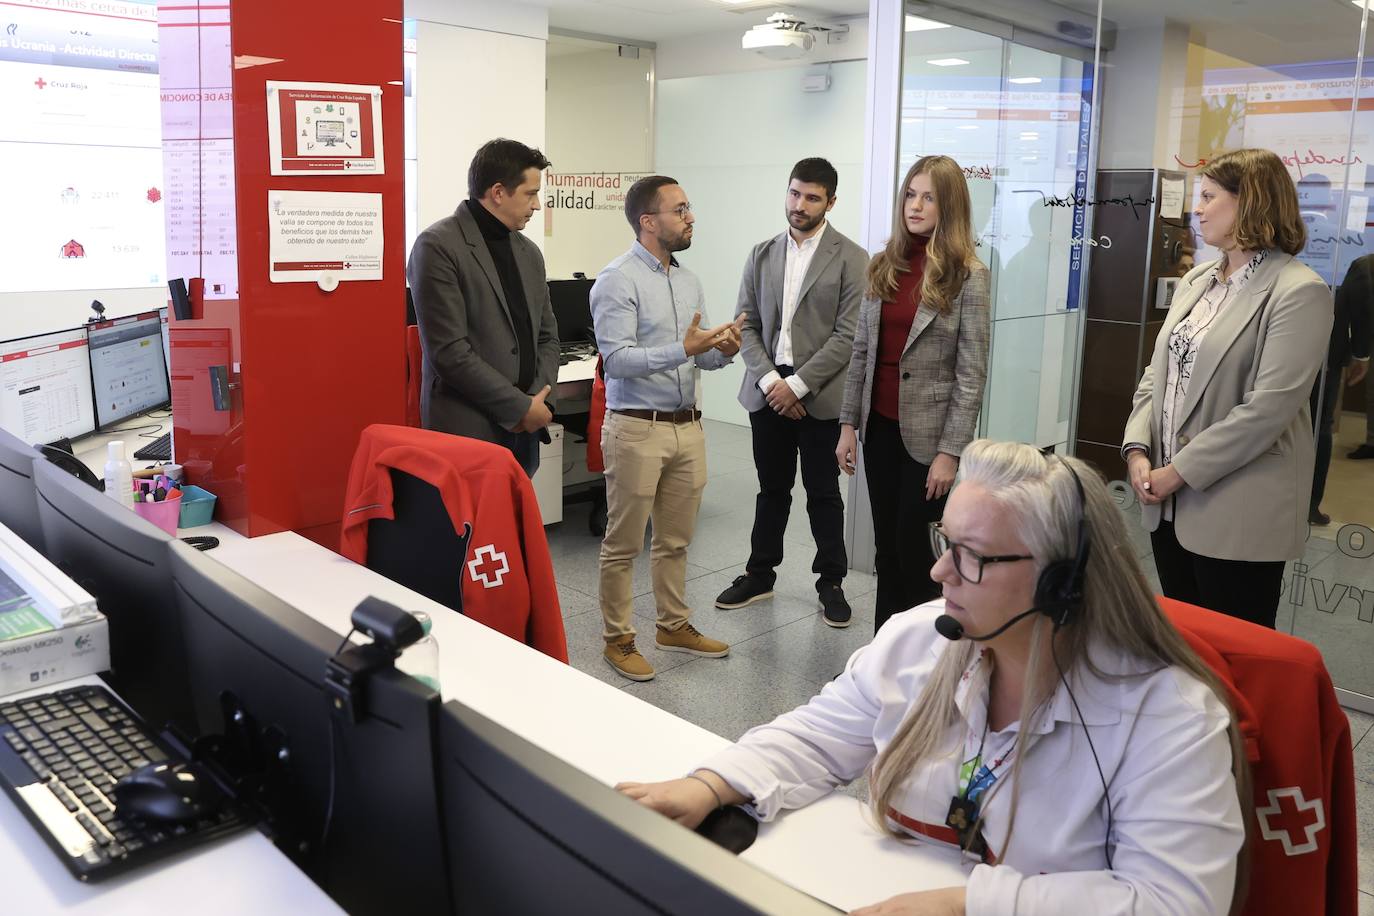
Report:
1160,596,1357,916
340,425,568,663
405,324,422,428
586,355,607,474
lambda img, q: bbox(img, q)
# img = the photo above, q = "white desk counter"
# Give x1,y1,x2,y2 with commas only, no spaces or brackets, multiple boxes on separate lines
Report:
196,523,969,912
2,677,343,916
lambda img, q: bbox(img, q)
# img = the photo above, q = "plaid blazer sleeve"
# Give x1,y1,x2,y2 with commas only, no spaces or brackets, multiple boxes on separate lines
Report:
838,295,875,429
936,262,991,457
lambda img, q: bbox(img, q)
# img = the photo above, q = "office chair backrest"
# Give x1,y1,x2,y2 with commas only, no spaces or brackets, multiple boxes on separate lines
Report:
366,469,469,613
0,427,45,550
1160,596,1358,916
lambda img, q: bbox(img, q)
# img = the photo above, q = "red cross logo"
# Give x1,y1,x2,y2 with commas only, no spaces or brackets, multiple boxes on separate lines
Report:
467,544,509,590
34,77,46,89
1256,787,1325,856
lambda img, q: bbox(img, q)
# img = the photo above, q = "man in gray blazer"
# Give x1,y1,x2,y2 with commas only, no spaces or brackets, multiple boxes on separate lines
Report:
714,159,867,627
407,138,559,475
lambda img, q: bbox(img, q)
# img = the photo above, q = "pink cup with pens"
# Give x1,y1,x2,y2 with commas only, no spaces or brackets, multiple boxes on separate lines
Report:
131,478,183,535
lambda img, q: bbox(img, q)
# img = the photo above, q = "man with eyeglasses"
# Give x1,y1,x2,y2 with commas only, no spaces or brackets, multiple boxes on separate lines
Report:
590,175,744,682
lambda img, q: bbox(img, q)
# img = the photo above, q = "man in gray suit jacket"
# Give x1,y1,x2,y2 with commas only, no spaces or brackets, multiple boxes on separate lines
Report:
407,138,559,475
714,159,867,627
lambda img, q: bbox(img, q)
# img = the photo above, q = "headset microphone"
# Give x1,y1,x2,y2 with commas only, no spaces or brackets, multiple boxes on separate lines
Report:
934,606,1047,642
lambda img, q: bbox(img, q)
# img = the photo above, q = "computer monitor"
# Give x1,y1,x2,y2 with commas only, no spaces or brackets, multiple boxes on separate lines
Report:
167,540,449,914
88,311,170,430
549,279,595,345
437,700,844,915
158,307,171,384
0,427,44,551
0,325,97,446
31,458,193,731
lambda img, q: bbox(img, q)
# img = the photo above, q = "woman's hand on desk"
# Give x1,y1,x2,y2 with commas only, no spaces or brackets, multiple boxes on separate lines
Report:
615,771,745,829
849,886,965,916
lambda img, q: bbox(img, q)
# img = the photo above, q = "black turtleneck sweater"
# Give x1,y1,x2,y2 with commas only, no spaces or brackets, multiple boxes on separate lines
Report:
465,198,535,391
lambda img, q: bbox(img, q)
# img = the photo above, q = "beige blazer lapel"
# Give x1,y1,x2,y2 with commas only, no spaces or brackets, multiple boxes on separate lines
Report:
456,206,515,332
1148,264,1215,442
1173,254,1286,430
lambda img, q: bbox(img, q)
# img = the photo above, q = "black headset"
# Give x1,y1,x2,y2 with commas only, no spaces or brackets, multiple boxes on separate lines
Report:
1030,454,1091,628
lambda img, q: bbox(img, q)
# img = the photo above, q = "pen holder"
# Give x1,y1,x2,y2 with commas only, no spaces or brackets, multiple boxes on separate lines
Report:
178,485,217,528
133,491,183,536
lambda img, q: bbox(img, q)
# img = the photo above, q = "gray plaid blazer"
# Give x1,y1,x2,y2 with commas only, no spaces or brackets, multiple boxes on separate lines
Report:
838,261,990,464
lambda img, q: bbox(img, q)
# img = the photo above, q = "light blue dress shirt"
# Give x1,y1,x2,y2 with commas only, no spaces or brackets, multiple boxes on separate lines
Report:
591,241,732,412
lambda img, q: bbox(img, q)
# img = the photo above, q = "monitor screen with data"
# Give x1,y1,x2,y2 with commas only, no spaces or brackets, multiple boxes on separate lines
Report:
87,311,170,429
0,326,96,445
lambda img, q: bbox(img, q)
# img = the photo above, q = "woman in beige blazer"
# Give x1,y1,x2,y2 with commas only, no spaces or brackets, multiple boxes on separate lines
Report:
1123,148,1332,628
836,155,991,632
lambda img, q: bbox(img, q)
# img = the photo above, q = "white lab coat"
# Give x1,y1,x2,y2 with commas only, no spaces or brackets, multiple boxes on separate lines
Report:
699,602,1244,915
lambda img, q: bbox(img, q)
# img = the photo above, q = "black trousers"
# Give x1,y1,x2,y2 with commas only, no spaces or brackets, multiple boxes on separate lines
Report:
745,405,847,592
863,413,944,632
1150,519,1286,628
1310,368,1339,511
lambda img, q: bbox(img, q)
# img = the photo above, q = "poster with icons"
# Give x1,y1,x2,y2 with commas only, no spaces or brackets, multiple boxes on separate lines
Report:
265,80,384,176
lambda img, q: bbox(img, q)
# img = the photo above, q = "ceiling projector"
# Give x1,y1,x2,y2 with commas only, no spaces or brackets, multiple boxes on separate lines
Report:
743,13,815,60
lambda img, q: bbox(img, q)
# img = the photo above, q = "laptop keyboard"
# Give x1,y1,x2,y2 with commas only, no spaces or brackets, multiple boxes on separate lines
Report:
0,684,246,881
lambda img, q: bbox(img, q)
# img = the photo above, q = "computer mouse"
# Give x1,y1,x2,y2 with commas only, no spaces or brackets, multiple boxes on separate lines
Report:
112,761,223,824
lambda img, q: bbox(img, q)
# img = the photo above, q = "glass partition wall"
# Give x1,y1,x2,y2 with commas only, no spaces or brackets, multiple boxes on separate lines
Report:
898,0,1373,710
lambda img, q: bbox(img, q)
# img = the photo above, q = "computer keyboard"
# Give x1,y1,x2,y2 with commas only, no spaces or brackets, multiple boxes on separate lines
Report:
558,343,597,366
132,432,171,462
0,684,247,882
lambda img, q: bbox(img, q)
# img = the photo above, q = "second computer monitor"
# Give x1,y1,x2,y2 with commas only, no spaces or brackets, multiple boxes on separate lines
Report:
0,325,97,446
549,279,595,345
167,541,449,914
31,458,192,731
438,699,843,916
88,311,170,430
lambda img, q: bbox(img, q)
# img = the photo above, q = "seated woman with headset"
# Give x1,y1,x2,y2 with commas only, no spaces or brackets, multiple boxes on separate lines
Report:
618,440,1250,915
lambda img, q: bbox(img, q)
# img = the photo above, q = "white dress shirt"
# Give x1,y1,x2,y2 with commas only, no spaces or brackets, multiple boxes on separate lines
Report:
757,221,827,401
698,603,1244,916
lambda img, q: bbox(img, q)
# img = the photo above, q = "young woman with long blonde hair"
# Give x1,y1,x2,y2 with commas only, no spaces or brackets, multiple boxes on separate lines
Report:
835,155,990,632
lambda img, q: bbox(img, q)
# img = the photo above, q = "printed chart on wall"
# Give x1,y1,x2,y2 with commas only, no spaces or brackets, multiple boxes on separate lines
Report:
0,0,165,293
266,81,384,176
267,190,383,286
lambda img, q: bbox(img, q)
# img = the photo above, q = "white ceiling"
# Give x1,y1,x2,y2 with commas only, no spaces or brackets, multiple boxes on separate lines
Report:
535,0,869,44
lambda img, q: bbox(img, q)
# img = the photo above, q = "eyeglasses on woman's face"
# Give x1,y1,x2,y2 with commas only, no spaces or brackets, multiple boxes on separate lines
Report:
928,522,1034,584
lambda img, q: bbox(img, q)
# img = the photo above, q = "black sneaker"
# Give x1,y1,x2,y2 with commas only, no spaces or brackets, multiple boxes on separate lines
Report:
1349,445,1374,460
819,585,852,628
715,574,774,609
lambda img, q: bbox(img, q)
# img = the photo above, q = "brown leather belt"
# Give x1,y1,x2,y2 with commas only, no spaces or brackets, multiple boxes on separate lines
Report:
612,408,702,424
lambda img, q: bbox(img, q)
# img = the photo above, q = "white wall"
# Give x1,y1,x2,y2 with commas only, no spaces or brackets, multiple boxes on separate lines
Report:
543,46,653,279
414,19,547,248
655,59,868,426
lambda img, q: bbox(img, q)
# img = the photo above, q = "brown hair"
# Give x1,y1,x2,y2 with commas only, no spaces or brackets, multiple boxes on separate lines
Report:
1200,149,1306,256
865,155,980,314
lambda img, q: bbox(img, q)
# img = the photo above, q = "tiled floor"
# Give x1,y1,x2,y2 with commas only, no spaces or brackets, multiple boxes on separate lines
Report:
545,419,1373,903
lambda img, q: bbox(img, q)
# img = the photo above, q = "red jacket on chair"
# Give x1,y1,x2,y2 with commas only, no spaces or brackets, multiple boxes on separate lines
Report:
340,424,568,663
1160,597,1357,916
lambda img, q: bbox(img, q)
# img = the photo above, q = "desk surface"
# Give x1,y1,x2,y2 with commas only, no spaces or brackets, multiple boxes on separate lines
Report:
198,522,969,912
3,677,343,915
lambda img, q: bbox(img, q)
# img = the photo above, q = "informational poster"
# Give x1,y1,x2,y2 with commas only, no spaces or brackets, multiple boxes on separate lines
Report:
1160,176,1185,220
267,191,383,285
266,81,384,176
